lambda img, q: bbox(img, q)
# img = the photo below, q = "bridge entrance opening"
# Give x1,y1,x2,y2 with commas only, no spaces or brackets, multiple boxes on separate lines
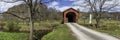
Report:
66,12,76,22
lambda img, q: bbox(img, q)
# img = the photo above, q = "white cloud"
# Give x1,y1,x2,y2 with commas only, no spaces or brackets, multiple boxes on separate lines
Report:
69,0,76,1
57,6,71,12
51,1,58,6
72,0,91,12
0,0,18,3
55,6,88,12
72,0,85,5
64,0,76,1
0,1,23,13
48,1,59,8
105,0,119,5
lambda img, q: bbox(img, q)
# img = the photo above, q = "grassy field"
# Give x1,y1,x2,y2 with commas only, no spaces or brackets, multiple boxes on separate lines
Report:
19,21,55,32
0,32,29,40
78,19,120,38
42,24,76,40
96,28,120,38
0,21,76,40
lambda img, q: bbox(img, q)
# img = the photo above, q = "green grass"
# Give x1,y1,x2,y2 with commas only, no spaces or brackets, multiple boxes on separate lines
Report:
0,21,76,40
78,19,120,38
0,32,29,40
15,21,59,31
42,24,76,40
97,29,120,38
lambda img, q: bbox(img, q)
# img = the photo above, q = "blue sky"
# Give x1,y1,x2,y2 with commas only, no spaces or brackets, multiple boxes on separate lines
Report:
47,0,81,11
0,0,120,13
47,0,120,12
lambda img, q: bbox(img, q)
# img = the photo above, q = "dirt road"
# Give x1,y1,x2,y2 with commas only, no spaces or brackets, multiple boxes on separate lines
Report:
66,23,119,40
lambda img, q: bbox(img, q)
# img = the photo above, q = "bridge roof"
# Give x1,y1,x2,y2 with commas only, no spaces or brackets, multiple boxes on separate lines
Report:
63,8,79,13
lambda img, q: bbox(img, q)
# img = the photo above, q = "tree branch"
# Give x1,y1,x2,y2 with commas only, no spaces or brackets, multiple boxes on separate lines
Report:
6,12,29,20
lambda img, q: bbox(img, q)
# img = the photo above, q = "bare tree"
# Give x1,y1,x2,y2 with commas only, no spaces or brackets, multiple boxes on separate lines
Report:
3,0,55,40
74,0,119,27
23,0,55,40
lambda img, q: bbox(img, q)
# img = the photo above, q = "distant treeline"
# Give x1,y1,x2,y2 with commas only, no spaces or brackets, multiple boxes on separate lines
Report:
79,12,120,21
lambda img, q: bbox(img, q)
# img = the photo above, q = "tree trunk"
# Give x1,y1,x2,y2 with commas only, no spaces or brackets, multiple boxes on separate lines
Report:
29,13,34,40
95,14,101,28
29,3,34,40
96,18,99,27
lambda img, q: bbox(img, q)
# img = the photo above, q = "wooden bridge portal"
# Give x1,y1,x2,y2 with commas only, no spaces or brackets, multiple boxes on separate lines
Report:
62,8,79,24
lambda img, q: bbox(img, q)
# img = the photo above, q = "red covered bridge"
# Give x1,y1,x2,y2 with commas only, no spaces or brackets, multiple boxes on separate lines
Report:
62,8,79,24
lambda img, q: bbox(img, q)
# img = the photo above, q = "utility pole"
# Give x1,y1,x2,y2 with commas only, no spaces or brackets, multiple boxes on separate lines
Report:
89,13,92,24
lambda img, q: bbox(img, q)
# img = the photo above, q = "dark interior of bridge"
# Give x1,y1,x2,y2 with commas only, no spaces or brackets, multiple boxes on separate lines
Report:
66,12,76,22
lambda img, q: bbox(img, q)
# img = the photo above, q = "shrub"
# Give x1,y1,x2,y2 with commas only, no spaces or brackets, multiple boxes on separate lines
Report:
6,22,21,32
0,22,5,30
33,30,52,40
106,25,119,30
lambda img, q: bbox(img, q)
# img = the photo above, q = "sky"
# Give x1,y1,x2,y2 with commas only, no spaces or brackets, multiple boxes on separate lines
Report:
0,0,23,13
0,0,120,13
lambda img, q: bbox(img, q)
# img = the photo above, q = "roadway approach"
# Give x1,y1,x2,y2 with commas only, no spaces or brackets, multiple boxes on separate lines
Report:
66,23,120,40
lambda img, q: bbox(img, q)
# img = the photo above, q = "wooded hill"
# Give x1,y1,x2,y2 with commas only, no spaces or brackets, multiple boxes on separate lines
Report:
1,3,62,22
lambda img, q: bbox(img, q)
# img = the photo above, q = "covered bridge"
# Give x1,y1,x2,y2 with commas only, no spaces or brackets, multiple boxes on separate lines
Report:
62,8,79,24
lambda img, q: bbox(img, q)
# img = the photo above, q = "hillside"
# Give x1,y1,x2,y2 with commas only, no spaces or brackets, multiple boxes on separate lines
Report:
2,3,62,22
